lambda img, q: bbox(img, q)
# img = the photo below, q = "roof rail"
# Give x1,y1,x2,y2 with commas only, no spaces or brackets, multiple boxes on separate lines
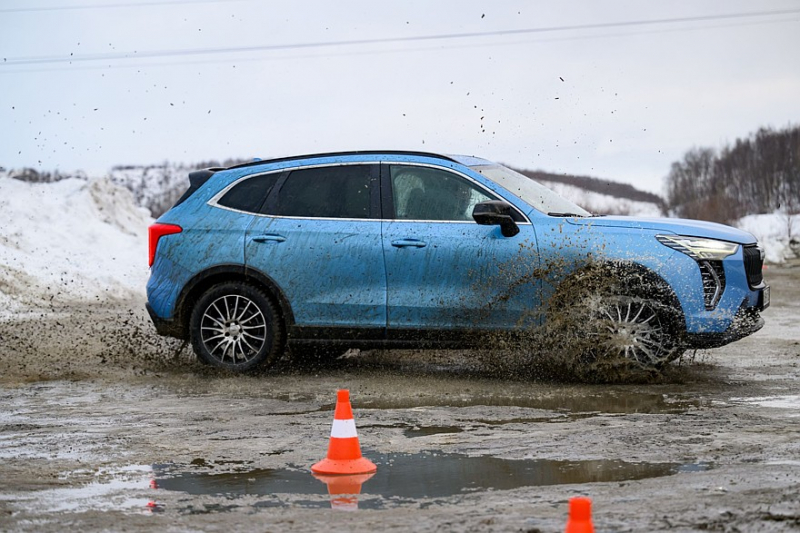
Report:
224,150,457,171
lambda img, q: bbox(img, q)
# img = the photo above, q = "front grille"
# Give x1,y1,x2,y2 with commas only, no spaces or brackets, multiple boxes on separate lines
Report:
699,260,725,310
743,245,764,287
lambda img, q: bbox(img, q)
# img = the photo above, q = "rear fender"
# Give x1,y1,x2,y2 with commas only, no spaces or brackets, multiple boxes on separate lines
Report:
173,265,295,338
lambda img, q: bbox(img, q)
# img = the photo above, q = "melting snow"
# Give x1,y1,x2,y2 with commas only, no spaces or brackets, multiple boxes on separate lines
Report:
0,177,152,316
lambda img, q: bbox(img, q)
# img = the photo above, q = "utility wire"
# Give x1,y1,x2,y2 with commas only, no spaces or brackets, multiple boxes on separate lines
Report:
1,17,792,75
2,8,798,67
0,0,246,13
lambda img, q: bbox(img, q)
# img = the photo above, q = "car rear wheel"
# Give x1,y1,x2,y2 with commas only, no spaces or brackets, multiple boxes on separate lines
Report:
190,283,283,372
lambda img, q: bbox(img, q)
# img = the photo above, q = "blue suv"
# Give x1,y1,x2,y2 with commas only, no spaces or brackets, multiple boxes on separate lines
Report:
146,151,769,373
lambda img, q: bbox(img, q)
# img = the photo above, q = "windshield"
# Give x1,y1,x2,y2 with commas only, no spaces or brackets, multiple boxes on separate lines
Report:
471,164,591,217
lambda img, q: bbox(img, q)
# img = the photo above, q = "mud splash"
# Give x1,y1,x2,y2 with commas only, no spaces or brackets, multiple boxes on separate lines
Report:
466,250,692,384
0,302,194,381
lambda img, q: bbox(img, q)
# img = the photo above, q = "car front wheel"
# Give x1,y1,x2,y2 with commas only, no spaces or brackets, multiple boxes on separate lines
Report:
190,282,283,372
585,294,684,368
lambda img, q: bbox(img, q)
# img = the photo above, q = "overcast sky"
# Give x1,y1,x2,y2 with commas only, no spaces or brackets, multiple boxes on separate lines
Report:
1,0,798,193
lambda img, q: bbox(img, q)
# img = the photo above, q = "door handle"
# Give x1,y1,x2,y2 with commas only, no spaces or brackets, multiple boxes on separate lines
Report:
251,234,286,243
391,239,427,248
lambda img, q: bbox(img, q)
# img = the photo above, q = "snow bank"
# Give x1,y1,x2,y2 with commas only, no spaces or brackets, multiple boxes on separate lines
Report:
736,212,800,264
0,177,153,316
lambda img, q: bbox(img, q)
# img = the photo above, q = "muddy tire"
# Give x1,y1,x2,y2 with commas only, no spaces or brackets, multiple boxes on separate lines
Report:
548,264,685,378
577,294,684,369
189,282,283,373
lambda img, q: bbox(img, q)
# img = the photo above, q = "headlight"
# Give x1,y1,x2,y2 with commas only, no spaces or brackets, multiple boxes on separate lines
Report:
656,235,739,260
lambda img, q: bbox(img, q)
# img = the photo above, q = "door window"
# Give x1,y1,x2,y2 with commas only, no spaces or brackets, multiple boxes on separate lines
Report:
390,165,494,221
271,165,374,219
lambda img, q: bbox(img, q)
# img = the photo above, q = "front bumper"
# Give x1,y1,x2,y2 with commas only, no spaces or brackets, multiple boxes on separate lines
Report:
685,295,766,349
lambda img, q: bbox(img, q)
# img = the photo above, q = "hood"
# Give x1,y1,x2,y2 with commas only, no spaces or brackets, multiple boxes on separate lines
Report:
566,215,757,245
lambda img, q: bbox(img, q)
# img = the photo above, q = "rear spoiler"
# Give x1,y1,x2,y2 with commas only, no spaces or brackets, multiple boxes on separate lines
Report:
173,167,225,208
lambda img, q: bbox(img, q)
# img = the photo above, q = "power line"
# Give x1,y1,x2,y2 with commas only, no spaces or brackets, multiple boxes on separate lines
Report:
2,8,798,67
0,16,792,75
0,0,246,13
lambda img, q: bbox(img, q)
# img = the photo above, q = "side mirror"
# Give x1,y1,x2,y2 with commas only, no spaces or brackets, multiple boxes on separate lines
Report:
472,201,520,237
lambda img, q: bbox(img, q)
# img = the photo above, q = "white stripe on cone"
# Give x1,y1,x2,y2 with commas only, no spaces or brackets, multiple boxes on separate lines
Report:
331,418,358,439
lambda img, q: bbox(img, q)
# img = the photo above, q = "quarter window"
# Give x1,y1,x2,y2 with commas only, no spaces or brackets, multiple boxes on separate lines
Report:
390,165,494,221
271,165,373,219
217,173,280,213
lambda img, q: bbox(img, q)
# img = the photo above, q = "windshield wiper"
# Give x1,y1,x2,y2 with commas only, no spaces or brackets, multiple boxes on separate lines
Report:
547,212,587,217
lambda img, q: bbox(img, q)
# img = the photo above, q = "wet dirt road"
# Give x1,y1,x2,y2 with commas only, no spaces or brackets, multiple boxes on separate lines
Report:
0,267,799,532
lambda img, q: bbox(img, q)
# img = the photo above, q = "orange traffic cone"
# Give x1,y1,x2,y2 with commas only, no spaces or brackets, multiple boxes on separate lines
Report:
313,472,376,511
146,477,159,512
311,389,377,475
565,497,595,533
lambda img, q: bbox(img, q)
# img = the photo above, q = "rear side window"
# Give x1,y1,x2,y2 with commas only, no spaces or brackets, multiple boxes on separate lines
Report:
217,173,280,213
270,165,373,219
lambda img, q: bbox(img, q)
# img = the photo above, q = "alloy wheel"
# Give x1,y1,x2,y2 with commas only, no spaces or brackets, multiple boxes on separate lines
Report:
199,294,268,364
592,296,673,367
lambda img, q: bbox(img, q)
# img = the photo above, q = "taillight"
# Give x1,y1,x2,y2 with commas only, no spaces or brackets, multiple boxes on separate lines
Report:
148,223,182,267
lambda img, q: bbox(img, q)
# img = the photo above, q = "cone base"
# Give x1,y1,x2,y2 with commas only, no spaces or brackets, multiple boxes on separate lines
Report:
311,456,377,475
313,472,376,488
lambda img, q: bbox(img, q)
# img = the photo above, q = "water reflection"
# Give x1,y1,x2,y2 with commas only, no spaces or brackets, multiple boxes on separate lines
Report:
153,452,711,506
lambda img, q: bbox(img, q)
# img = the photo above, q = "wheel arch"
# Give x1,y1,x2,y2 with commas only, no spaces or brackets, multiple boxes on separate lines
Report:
173,264,295,339
551,259,687,334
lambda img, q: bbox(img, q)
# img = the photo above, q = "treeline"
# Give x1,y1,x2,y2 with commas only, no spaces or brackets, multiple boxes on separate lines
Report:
665,125,800,223
1,167,87,183
515,168,665,208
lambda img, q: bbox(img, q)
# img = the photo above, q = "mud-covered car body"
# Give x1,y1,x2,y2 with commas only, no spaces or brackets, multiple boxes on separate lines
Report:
146,151,768,372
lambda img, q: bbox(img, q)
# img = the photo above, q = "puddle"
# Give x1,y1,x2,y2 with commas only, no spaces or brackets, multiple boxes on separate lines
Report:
1,465,156,514
151,452,711,509
403,426,464,438
8,454,711,515
351,391,702,415
734,395,800,416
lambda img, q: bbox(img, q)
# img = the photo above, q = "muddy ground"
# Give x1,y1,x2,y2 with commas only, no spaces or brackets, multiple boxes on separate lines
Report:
0,266,799,532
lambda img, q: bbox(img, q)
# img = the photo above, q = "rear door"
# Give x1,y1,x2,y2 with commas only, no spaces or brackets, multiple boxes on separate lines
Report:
244,164,386,330
381,163,542,336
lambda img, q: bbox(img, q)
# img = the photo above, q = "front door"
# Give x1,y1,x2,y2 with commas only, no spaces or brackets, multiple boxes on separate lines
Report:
381,163,542,335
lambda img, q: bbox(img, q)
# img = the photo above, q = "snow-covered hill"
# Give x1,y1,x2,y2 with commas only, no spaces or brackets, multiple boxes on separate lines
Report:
107,163,195,217
537,179,663,217
737,212,800,264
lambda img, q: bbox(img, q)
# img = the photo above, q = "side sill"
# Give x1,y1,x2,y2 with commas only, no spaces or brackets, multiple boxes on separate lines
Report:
287,326,514,349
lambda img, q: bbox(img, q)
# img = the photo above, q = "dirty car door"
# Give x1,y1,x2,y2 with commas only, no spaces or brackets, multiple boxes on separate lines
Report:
245,164,386,329
381,163,542,335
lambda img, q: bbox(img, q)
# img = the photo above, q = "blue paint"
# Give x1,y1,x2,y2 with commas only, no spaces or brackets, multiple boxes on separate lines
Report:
146,151,768,360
